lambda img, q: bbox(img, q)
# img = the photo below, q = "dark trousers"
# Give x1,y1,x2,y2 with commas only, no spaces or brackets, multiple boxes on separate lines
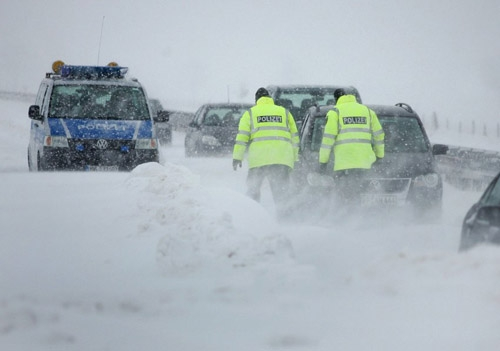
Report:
246,165,292,213
332,168,370,203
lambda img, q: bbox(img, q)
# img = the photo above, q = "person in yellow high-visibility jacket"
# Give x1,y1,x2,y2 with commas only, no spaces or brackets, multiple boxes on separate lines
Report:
319,88,384,201
233,87,299,216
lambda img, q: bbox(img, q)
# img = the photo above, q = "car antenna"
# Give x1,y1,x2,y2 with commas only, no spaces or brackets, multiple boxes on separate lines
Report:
97,16,105,65
227,85,230,103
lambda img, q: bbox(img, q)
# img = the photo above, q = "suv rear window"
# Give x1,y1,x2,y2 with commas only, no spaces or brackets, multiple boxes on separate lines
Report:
49,85,149,120
275,89,336,120
203,106,248,126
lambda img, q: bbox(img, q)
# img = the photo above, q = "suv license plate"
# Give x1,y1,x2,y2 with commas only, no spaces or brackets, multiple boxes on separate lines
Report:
361,194,399,207
86,165,120,172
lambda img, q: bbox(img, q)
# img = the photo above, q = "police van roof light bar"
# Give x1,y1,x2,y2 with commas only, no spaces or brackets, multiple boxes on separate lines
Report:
60,65,128,79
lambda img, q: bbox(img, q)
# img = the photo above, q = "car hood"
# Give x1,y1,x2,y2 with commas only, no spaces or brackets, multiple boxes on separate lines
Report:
369,152,437,178
48,118,154,139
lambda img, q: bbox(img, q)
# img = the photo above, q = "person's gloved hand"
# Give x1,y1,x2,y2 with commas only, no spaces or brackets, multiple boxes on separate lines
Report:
318,163,328,174
233,159,242,171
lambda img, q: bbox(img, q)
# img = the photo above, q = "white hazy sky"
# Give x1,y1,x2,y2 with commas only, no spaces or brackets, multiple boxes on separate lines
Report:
2,0,500,127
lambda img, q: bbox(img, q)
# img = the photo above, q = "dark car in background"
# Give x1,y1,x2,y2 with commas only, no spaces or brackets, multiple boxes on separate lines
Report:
266,85,362,130
149,98,172,145
295,102,448,217
460,172,500,251
184,103,252,157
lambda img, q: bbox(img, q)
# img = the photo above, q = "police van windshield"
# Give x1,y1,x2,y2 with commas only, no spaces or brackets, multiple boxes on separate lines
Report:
48,85,150,120
378,116,429,153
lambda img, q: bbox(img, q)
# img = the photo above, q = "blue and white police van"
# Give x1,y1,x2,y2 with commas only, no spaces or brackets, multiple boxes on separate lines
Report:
28,61,168,171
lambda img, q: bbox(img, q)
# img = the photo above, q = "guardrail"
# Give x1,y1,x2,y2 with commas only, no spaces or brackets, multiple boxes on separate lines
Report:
0,90,36,102
435,144,500,191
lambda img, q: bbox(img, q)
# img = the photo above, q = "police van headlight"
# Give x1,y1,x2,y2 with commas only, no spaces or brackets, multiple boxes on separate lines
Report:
414,173,439,188
135,138,158,149
44,136,69,148
201,135,221,146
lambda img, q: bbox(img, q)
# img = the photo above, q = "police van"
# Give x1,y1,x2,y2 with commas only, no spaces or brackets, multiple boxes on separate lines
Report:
28,61,167,171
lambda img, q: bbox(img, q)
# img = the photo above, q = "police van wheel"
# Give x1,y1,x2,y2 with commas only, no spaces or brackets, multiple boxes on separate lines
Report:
37,152,46,171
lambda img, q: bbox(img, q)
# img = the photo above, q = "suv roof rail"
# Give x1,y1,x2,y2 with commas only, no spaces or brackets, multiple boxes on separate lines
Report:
395,102,414,113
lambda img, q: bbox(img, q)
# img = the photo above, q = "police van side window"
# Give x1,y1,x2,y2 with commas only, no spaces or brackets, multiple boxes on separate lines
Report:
36,83,49,116
41,84,52,118
35,84,46,106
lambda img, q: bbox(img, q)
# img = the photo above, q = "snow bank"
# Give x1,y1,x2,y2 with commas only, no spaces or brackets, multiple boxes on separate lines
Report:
125,162,294,274
350,246,500,295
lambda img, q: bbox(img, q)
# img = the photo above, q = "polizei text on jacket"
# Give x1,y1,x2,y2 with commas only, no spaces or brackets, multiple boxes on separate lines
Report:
257,115,283,123
343,117,367,125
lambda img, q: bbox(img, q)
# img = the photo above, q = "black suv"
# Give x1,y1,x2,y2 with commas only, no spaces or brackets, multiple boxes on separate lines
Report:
266,85,362,130
295,103,449,216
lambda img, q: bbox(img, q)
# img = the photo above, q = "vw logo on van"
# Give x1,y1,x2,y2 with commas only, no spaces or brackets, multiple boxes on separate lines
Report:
96,139,109,150
368,179,382,191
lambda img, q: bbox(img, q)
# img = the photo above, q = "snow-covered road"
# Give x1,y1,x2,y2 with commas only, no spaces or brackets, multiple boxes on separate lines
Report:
1,96,499,351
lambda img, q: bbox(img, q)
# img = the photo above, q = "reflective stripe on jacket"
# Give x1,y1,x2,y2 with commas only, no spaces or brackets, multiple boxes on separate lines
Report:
319,95,384,171
233,96,299,169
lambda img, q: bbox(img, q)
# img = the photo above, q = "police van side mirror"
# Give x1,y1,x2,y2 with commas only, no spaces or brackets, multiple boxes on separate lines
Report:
28,105,43,121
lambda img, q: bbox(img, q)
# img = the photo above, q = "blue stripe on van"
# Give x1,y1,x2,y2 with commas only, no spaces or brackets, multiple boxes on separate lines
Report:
47,118,153,139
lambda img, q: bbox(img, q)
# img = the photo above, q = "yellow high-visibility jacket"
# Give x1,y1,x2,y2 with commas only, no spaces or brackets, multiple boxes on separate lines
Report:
233,96,299,169
319,95,384,171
